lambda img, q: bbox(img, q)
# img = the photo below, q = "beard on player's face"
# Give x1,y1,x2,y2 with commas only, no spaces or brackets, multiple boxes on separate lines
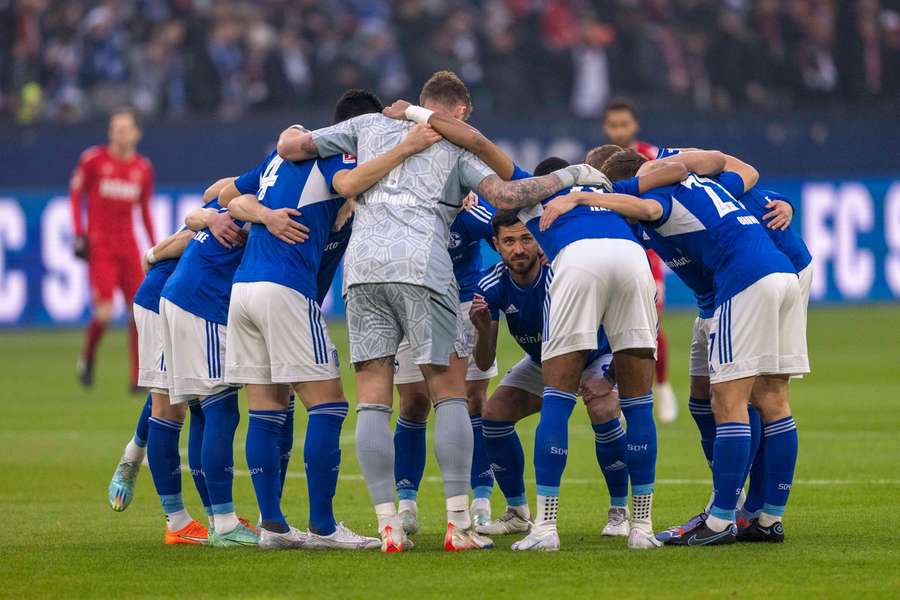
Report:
505,252,537,275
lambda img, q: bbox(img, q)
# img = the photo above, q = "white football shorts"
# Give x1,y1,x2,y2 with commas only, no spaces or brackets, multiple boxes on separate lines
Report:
133,303,168,394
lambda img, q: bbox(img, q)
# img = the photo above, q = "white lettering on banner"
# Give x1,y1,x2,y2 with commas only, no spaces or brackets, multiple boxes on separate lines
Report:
42,197,87,321
885,183,900,296
0,199,27,322
802,183,835,301
835,183,874,299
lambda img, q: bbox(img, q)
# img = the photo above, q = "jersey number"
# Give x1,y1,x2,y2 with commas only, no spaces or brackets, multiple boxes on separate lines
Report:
683,174,741,218
258,156,284,200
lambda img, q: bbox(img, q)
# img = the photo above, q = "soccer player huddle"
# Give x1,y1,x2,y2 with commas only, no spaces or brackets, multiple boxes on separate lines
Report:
103,70,810,552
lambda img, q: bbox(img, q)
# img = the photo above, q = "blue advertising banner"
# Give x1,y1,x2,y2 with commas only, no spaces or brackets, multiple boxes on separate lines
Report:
0,177,898,328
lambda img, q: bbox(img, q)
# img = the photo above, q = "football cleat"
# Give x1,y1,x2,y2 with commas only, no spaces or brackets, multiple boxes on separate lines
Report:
237,516,258,535
305,522,381,550
627,520,663,549
77,356,94,388
736,518,784,543
380,519,412,553
735,507,759,532
208,522,259,547
258,525,308,550
399,507,420,536
164,520,208,545
666,519,737,546
511,520,559,551
601,507,630,537
655,510,707,543
108,455,143,512
444,523,493,551
476,507,531,535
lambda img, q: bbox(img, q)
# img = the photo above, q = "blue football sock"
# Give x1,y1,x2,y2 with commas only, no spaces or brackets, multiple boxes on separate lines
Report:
200,389,240,517
743,436,766,514
393,416,427,501
133,394,151,448
688,396,715,465
304,402,348,536
620,393,657,496
278,395,296,499
247,410,287,527
482,419,527,507
470,413,494,499
592,418,629,507
534,387,577,497
187,403,212,515
746,404,763,489
147,417,184,512
762,416,799,518
710,422,752,523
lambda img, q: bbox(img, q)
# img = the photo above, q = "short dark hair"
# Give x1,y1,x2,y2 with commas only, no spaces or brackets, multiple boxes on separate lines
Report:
585,144,622,171
419,71,473,120
602,149,647,182
602,97,637,120
110,106,141,129
333,89,384,123
492,209,523,237
534,156,569,177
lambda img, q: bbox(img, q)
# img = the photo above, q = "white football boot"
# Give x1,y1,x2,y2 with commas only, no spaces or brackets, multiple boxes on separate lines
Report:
380,516,413,552
476,507,531,535
305,522,381,550
511,520,560,551
258,525,308,550
471,498,492,528
443,523,493,551
627,519,663,549
398,506,420,536
601,507,630,537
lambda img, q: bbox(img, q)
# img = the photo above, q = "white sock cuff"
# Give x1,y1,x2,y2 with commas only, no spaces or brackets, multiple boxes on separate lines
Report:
446,494,469,512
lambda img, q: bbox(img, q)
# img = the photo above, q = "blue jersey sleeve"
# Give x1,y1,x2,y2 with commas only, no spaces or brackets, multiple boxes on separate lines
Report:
317,154,357,194
717,171,746,199
234,154,271,195
656,147,681,159
476,268,502,321
511,164,532,180
613,176,640,196
641,189,673,225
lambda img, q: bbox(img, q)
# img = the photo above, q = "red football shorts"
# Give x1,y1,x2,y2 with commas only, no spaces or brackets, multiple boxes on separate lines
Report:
89,241,143,305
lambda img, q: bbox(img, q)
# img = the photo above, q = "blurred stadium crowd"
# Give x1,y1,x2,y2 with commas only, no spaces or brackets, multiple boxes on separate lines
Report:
2,0,899,124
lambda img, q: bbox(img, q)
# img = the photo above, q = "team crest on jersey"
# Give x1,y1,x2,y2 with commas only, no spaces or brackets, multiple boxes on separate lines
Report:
343,153,356,164
448,232,462,249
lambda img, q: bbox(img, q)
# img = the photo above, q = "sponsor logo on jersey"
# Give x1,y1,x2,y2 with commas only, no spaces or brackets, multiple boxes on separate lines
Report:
99,178,141,201
505,304,519,314
343,153,356,164
665,256,692,269
514,333,541,345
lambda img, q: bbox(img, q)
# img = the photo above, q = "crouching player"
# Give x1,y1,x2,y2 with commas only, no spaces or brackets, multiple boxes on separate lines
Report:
219,89,440,550
469,210,629,547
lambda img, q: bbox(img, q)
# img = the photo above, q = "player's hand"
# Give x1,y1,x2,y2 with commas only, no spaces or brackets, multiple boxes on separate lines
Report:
73,234,89,260
383,99,412,120
469,294,493,333
537,248,549,266
763,199,793,231
208,211,242,248
462,191,479,212
571,164,612,191
539,195,578,231
401,123,442,155
333,198,356,232
262,207,309,244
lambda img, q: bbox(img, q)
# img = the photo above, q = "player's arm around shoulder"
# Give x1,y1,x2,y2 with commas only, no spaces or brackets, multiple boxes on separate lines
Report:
144,229,194,271
276,125,318,162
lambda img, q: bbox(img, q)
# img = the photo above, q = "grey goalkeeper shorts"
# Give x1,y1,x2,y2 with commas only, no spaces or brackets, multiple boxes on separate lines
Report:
345,282,469,367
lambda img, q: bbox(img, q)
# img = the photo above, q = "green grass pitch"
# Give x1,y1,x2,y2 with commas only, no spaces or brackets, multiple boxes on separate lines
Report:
1,306,899,598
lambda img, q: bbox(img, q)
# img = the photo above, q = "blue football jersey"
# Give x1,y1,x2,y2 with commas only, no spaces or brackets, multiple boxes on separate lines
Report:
517,177,642,263
632,223,716,318
162,199,247,325
232,151,354,302
477,262,609,364
655,146,811,274
642,173,795,306
316,218,352,305
134,258,179,313
450,199,495,303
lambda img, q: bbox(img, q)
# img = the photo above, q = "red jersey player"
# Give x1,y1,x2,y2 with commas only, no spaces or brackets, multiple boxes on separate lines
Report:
601,98,677,423
70,108,156,390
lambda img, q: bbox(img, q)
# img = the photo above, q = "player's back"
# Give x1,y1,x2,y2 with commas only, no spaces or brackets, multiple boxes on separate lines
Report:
645,173,794,305
233,152,347,303
312,113,494,292
738,187,812,273
518,184,640,262
162,200,245,324
134,258,179,313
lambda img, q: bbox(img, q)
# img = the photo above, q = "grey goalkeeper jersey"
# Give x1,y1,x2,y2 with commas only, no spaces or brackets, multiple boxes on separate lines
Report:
312,113,495,293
